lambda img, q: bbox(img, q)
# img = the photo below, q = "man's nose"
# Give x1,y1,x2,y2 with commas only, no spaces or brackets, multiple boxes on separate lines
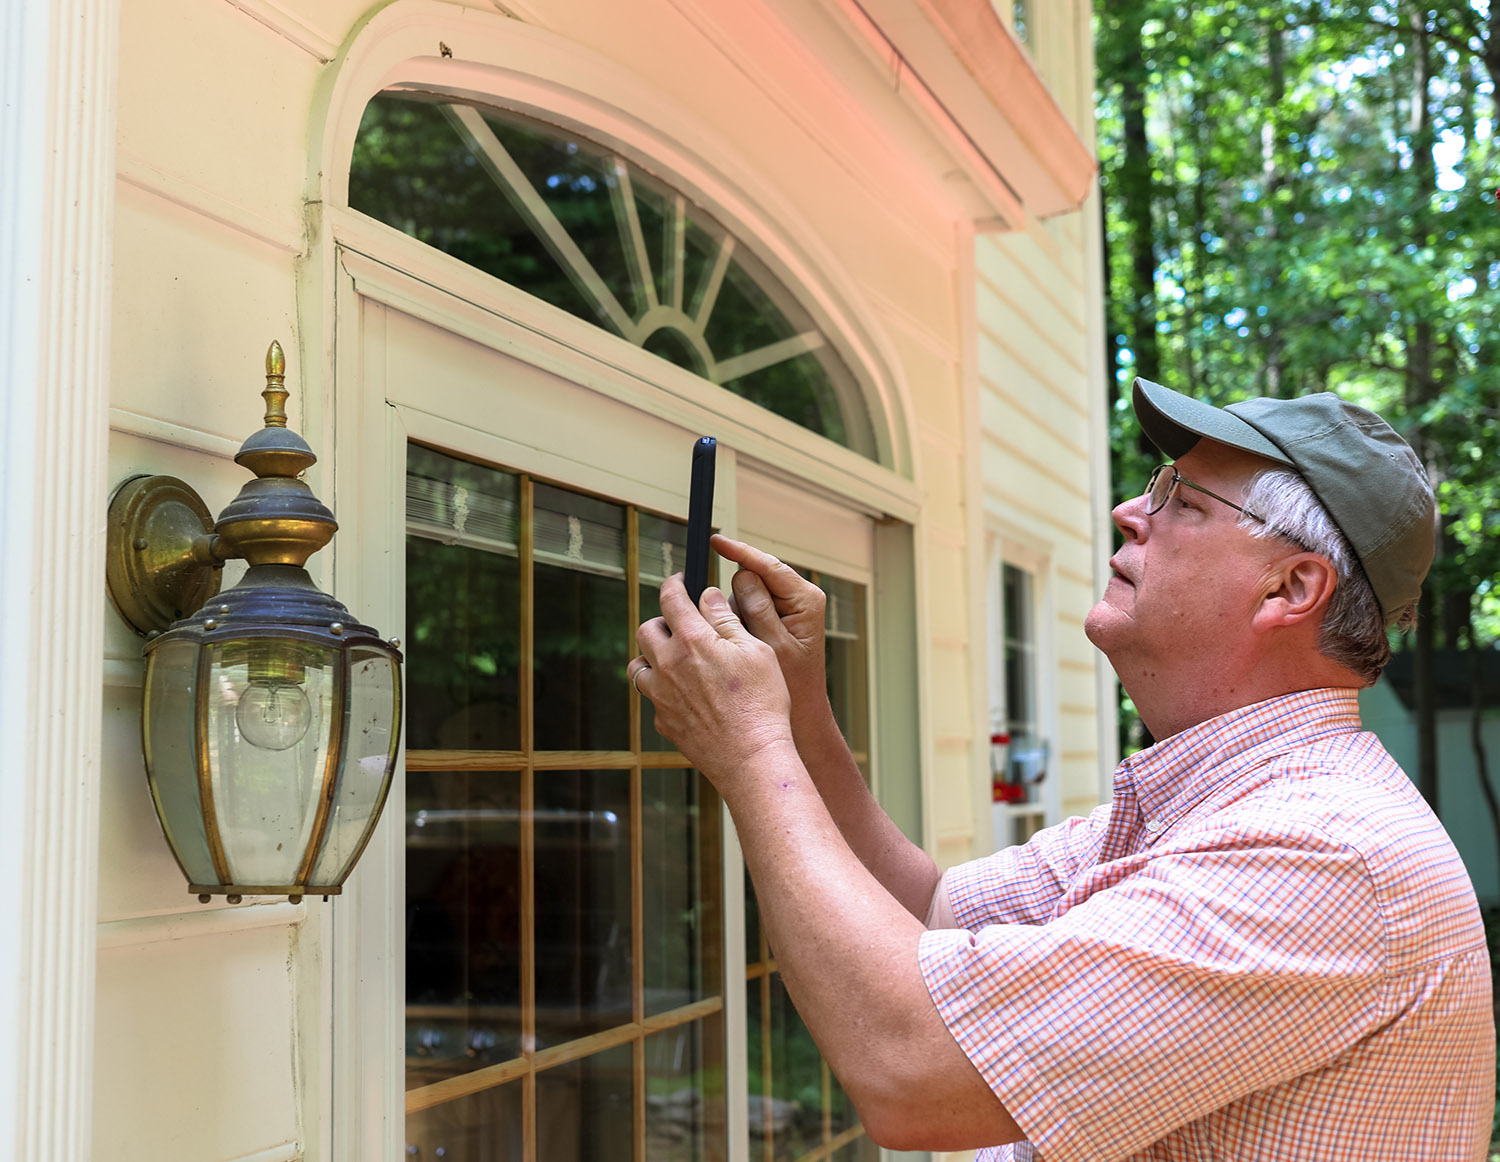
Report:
1113,492,1149,542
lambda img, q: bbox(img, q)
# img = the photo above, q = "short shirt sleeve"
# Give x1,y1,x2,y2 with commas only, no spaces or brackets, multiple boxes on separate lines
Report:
943,807,1110,930
918,828,1389,1161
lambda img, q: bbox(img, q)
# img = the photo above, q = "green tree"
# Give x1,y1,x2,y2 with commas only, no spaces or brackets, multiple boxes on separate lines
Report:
1095,0,1500,841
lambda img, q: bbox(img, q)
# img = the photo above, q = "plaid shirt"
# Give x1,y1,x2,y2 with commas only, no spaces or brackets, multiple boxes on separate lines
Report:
919,689,1494,1161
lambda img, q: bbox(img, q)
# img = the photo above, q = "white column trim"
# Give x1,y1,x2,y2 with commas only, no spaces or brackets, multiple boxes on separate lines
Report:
0,1,118,1159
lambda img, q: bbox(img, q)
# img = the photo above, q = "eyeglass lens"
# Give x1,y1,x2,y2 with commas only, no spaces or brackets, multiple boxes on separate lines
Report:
1145,466,1173,514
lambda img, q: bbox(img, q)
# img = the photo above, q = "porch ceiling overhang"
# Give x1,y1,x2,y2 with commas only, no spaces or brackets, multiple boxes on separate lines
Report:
812,0,1098,227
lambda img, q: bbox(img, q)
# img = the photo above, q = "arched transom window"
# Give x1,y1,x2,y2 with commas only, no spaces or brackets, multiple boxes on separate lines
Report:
350,92,876,456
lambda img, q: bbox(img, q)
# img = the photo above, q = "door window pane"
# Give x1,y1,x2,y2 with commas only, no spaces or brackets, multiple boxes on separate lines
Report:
534,770,633,1047
534,483,629,751
406,449,521,751
406,1081,524,1162
645,1018,727,1162
405,769,524,1087
644,770,722,1015
537,1045,634,1162
404,445,724,1160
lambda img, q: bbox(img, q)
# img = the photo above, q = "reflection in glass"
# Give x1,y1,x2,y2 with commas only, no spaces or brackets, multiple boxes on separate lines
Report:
311,645,401,883
644,770,722,1015
747,976,826,1162
405,770,523,1086
349,92,875,456
350,95,601,323
768,974,824,1162
833,1139,880,1162
405,449,521,751
638,512,691,751
744,865,762,967
537,1045,634,1162
534,771,632,1048
142,637,216,884
406,1082,524,1162
646,1019,727,1162
821,575,869,777
534,483,629,751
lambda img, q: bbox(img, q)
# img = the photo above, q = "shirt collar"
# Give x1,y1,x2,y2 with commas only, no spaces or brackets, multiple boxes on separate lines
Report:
1116,688,1365,832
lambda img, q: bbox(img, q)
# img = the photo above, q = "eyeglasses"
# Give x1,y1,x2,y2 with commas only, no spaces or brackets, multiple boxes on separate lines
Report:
1144,464,1265,524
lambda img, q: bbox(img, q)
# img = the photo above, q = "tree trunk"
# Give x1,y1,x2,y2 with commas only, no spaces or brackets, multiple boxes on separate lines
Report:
1259,15,1286,397
1406,5,1442,807
1119,19,1160,391
1416,588,1439,809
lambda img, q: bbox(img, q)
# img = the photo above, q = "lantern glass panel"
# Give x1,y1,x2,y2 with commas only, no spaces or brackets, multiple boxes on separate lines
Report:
205,637,338,885
142,637,217,884
311,644,402,884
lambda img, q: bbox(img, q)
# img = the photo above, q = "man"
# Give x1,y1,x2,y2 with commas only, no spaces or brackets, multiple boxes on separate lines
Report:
629,378,1494,1160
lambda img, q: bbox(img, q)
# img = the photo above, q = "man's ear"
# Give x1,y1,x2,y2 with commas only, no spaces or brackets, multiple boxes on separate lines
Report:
1255,552,1338,630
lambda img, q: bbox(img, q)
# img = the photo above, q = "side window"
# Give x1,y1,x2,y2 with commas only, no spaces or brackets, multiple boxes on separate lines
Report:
991,561,1047,847
743,568,877,1162
403,443,725,1161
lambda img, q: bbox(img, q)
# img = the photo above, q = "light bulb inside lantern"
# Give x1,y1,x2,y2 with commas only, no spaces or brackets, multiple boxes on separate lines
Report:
235,678,312,750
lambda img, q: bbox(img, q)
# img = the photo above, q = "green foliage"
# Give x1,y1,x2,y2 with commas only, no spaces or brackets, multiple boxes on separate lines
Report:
1096,1,1500,754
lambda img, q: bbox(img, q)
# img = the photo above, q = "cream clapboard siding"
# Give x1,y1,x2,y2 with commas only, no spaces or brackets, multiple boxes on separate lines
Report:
100,3,336,1160
977,214,1111,826
975,0,1114,833
92,1,1096,1160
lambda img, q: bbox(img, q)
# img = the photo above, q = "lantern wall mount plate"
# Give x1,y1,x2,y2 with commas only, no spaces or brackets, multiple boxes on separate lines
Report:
106,341,403,905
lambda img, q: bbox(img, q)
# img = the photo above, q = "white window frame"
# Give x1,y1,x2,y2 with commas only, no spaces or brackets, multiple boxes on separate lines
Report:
985,533,1059,850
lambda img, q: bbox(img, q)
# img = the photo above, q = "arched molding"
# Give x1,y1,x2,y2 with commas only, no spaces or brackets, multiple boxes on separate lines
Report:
306,0,919,483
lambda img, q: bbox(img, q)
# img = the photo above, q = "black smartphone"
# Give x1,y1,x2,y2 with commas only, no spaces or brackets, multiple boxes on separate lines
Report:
684,436,717,606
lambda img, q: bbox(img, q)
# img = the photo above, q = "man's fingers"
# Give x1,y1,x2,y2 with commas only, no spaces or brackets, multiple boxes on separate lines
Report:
635,615,670,662
710,535,807,602
658,572,717,637
731,569,789,643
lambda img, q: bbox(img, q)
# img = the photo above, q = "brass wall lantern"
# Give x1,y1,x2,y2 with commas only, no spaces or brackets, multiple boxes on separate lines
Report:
107,341,403,904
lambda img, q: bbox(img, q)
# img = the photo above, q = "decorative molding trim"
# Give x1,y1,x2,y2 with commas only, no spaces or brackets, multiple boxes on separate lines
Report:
109,406,243,459
116,149,305,256
97,901,307,951
822,0,1097,219
0,1,119,1159
221,0,338,62
335,232,923,523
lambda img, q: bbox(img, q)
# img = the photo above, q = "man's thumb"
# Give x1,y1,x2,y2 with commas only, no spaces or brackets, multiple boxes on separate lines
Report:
701,588,749,641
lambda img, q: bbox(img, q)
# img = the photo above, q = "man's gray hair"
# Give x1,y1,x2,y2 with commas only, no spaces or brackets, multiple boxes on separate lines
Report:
1238,469,1417,684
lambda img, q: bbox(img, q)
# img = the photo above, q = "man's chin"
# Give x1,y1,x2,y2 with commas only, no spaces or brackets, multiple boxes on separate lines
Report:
1084,598,1130,650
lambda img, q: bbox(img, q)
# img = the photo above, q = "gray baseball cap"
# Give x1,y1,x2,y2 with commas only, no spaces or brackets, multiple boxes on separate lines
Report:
1132,376,1435,618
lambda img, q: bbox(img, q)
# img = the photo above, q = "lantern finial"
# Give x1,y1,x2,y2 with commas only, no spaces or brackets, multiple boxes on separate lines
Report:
262,340,289,428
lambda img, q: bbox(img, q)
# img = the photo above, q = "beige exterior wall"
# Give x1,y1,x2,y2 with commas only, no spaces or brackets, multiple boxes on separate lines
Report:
85,2,1101,1159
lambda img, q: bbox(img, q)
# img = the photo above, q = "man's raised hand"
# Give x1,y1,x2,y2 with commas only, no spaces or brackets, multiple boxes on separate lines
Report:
712,535,828,707
629,575,795,792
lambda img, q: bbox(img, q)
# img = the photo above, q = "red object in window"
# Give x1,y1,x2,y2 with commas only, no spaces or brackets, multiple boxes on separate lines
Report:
992,781,1027,803
990,732,1011,746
